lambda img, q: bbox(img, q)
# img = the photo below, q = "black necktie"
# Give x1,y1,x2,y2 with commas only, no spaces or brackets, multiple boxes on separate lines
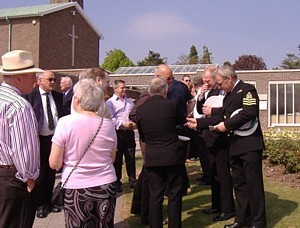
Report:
46,93,55,130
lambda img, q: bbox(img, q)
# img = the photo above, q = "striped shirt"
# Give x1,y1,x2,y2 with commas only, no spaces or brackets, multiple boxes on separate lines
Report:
0,82,40,182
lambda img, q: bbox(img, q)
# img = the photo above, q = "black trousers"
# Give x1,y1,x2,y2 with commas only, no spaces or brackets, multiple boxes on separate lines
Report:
38,135,56,208
115,130,136,185
0,168,38,228
208,148,235,213
195,133,211,181
147,164,185,228
130,166,150,225
230,150,266,227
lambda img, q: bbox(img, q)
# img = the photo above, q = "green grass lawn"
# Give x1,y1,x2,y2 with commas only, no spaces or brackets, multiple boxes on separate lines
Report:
119,155,300,228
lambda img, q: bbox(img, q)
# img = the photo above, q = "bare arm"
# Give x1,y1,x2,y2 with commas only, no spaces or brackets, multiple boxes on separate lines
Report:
49,143,64,170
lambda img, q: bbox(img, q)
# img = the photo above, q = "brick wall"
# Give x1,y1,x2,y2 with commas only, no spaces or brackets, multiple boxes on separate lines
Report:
40,7,99,69
0,17,40,66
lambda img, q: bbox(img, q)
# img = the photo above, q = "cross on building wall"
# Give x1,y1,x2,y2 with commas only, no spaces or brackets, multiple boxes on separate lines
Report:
68,24,78,67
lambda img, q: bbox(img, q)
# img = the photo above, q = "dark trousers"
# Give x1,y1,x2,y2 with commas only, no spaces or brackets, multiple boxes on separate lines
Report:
115,130,136,185
147,164,185,228
38,135,56,209
0,168,38,228
130,166,150,225
195,134,211,181
231,150,266,227
208,148,235,213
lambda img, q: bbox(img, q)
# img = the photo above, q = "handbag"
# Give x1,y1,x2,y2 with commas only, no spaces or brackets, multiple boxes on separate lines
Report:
51,118,103,206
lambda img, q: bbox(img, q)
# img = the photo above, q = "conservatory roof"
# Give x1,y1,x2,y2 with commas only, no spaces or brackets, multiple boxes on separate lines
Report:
113,64,217,76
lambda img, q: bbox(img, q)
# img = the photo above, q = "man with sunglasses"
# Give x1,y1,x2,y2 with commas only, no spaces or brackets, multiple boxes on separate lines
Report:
25,70,63,218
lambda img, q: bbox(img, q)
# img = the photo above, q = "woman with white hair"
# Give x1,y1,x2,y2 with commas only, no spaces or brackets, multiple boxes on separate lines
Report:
49,79,117,227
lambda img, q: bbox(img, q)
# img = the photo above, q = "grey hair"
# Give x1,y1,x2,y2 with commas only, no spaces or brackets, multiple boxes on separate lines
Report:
148,77,168,96
62,76,73,87
217,65,237,80
73,79,104,112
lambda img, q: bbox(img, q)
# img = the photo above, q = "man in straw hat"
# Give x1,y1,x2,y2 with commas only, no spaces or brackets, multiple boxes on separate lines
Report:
0,50,43,227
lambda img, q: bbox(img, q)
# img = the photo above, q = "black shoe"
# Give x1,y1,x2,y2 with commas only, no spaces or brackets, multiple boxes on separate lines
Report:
52,205,61,213
213,212,235,221
224,222,243,228
202,208,220,214
36,208,48,218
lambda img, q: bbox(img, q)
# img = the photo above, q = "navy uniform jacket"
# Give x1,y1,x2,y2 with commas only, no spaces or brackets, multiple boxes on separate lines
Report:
212,80,264,156
136,95,186,167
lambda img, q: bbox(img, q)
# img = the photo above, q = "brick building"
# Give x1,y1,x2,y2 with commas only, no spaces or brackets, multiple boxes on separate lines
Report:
0,0,102,69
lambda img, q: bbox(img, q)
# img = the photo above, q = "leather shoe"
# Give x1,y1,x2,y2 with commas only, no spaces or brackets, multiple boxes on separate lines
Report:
52,206,61,213
224,222,243,228
202,208,220,214
213,212,235,221
36,209,48,218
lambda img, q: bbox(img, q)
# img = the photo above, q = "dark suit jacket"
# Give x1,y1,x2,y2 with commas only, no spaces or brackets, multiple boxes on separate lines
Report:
24,87,63,133
196,88,228,151
136,95,186,167
213,80,264,156
62,88,73,116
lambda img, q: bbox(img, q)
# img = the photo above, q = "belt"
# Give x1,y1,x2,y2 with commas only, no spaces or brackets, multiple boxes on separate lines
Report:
0,165,16,169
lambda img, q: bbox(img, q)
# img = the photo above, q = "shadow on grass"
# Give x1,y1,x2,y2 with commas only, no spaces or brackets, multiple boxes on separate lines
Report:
265,191,298,227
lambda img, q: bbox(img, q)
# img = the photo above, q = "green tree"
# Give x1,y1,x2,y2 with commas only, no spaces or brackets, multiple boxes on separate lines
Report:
101,49,134,72
137,50,167,66
199,45,212,64
233,54,267,70
175,53,189,65
280,53,300,69
189,45,199,64
223,61,232,66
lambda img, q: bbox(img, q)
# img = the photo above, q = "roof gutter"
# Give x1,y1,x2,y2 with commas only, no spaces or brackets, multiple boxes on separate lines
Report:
6,16,12,52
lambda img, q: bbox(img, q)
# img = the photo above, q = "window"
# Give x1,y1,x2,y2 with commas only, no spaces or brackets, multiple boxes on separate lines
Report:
269,82,300,126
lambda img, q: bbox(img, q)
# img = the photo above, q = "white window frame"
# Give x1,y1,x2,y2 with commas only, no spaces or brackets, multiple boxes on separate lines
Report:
268,81,300,127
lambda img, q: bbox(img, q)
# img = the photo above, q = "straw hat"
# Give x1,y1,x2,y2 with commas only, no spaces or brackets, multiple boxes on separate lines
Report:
0,50,43,75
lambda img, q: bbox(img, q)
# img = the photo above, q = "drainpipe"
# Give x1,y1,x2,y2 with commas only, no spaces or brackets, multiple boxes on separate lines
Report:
6,17,12,52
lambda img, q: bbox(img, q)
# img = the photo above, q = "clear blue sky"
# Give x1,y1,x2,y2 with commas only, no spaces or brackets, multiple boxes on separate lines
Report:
1,0,299,69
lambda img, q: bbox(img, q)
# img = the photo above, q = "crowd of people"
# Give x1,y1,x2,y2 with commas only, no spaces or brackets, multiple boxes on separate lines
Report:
0,50,266,228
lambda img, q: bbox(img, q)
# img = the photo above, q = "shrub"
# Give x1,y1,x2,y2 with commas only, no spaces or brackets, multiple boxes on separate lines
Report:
263,128,300,173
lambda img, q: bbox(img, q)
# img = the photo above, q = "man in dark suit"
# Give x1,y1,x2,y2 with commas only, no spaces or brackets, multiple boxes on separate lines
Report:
25,70,63,218
212,65,266,228
60,76,73,116
190,66,235,222
136,77,186,228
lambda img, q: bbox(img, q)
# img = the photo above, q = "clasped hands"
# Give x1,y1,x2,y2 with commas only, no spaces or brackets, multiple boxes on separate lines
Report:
185,118,227,132
123,121,136,130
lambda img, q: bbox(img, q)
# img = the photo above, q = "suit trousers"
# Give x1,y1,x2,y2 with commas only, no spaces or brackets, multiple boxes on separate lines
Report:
147,164,185,228
115,130,136,185
230,150,266,227
38,135,56,208
208,148,235,213
0,168,38,228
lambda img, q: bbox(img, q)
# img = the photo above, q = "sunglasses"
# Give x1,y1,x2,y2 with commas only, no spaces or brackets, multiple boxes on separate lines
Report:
46,78,57,82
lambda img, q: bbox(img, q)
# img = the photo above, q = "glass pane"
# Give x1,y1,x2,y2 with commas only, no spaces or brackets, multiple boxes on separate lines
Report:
278,84,285,124
270,84,277,125
286,84,293,123
295,83,300,124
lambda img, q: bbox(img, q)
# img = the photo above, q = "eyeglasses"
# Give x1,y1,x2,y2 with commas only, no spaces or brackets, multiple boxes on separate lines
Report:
46,78,56,82
184,80,191,82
